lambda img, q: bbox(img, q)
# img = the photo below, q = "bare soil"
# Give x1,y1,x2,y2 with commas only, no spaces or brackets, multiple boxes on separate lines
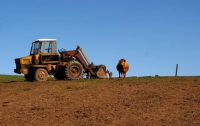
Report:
0,77,200,126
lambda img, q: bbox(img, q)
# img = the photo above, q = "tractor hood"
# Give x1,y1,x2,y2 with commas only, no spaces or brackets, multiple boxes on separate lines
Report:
14,55,32,74
15,56,32,65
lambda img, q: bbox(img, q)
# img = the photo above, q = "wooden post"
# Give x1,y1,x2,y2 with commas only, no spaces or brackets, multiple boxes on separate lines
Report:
175,64,178,76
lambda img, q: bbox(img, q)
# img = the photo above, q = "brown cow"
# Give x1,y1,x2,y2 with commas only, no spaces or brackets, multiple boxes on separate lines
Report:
116,59,129,78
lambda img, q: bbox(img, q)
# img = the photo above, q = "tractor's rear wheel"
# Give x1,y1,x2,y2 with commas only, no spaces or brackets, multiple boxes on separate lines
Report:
65,60,84,80
35,68,48,81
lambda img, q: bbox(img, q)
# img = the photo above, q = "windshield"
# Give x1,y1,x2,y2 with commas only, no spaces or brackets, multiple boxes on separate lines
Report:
30,42,42,55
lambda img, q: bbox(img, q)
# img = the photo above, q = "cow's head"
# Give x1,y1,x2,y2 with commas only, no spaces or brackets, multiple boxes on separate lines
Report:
118,59,126,65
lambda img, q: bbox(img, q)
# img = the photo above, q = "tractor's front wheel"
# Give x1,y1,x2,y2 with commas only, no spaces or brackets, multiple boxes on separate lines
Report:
35,68,48,81
65,60,84,80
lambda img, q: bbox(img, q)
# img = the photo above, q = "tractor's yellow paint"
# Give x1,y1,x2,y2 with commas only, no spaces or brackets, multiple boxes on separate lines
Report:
21,68,28,74
20,56,32,64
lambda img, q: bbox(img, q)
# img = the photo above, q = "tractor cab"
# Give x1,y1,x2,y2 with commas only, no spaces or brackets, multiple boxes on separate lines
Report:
30,39,60,65
30,39,57,55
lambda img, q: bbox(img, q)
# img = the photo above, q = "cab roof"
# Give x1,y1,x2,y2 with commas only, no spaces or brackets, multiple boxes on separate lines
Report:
36,39,57,42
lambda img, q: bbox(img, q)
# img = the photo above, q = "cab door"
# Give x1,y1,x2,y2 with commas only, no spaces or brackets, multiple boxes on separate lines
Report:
40,41,59,64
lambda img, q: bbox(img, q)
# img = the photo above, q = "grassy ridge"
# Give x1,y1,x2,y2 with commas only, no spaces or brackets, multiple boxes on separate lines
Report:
0,75,56,82
0,75,25,82
0,74,199,83
0,75,161,83
0,75,153,83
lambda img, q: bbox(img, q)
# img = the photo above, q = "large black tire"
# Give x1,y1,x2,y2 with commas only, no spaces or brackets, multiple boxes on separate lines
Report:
34,68,48,81
54,67,65,80
65,60,84,80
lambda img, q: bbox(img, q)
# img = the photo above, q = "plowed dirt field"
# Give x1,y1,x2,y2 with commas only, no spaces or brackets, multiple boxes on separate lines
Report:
0,77,200,126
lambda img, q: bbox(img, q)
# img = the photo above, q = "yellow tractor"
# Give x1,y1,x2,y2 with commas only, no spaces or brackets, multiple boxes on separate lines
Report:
14,39,109,81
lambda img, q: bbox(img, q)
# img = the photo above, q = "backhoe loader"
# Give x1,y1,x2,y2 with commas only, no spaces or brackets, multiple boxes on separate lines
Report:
14,39,109,81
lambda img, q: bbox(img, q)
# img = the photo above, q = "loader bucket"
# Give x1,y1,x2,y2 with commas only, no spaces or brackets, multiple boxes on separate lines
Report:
96,66,108,79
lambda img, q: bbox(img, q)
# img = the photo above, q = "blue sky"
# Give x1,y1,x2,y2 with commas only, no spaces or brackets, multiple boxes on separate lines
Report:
1,0,200,77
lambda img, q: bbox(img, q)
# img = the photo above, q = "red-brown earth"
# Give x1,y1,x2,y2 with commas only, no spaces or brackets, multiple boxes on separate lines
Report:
0,77,200,126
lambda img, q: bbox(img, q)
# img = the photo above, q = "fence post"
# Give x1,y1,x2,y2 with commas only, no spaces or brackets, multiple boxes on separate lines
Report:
175,64,178,76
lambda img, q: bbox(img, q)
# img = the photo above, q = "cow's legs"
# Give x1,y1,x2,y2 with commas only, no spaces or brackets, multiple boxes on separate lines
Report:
122,72,126,78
